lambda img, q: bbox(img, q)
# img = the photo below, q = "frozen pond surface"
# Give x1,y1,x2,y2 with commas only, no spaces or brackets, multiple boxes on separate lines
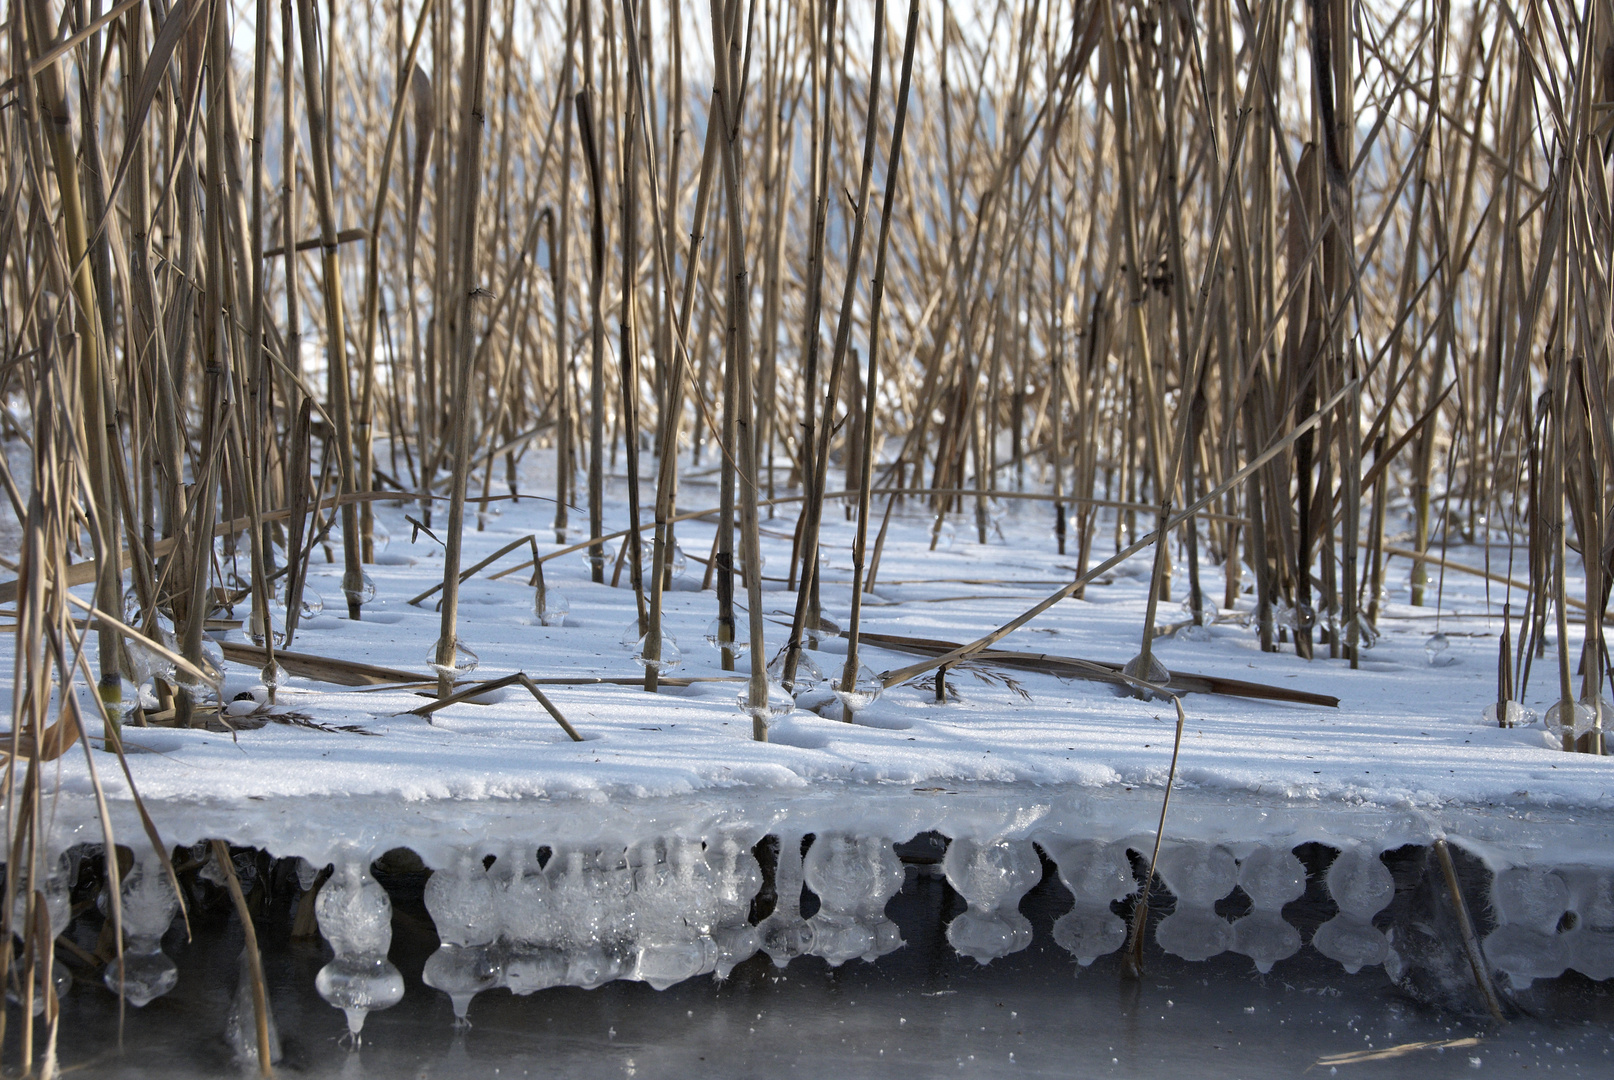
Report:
44,836,1614,1079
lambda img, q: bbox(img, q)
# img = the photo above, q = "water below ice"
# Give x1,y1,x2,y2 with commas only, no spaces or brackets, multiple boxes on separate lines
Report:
34,837,1614,1080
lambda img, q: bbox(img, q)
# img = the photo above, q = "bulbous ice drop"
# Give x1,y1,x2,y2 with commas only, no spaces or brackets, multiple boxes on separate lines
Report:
1154,843,1237,907
1546,700,1604,740
105,947,178,1008
1121,651,1170,688
342,569,377,609
805,834,903,920
11,855,73,940
1052,905,1127,966
737,682,796,724
707,837,764,976
1311,914,1388,974
766,645,825,694
426,852,500,947
497,848,553,946
759,834,815,968
315,860,404,1037
1152,843,1236,963
1491,867,1569,933
803,834,904,966
317,862,394,956
1237,847,1306,910
1046,840,1137,905
1483,924,1568,988
423,853,503,1024
125,601,179,685
632,628,683,673
1231,910,1301,974
948,909,1034,964
315,957,405,1037
1229,847,1305,973
1483,701,1536,728
1424,631,1450,665
248,605,286,648
706,617,750,658
1155,907,1234,962
422,944,501,1023
427,637,479,680
534,588,570,627
944,838,1043,913
942,838,1042,964
831,665,884,714
1325,845,1394,920
103,856,180,1006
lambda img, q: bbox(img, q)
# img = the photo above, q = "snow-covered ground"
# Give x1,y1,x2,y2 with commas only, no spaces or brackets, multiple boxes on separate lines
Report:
15,461,1607,821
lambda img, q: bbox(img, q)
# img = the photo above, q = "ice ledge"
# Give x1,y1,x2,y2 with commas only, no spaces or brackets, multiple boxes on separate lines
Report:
24,781,1614,873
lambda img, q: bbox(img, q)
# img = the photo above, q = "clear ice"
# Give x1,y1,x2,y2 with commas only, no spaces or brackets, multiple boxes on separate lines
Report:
1483,867,1570,989
10,854,74,1013
758,833,816,966
1231,846,1305,973
422,850,502,1023
224,948,283,1067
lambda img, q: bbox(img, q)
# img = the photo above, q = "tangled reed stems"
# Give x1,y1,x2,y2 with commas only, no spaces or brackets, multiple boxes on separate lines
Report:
1,0,1611,1068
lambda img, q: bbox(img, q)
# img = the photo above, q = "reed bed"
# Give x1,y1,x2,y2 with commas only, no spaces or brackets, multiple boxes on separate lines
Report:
1,0,1611,1069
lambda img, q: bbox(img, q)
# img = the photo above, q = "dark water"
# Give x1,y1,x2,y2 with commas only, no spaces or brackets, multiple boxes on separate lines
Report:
27,843,1614,1079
